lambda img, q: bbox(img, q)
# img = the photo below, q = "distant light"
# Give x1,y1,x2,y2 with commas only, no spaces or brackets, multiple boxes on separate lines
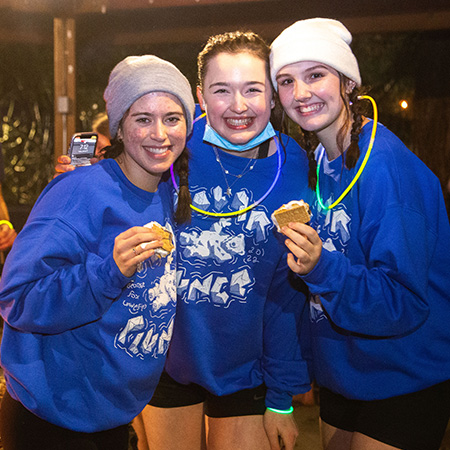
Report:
400,100,408,109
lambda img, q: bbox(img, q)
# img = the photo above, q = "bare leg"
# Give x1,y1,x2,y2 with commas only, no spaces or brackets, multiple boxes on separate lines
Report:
321,420,401,450
135,403,206,450
132,413,149,450
207,415,271,450
351,433,400,450
320,419,352,450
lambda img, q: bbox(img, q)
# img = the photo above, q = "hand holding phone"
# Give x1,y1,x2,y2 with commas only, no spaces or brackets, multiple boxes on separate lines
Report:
68,133,98,167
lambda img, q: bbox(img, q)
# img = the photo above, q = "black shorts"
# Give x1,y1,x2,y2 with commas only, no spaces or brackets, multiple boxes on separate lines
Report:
319,380,450,450
0,390,129,450
149,371,267,418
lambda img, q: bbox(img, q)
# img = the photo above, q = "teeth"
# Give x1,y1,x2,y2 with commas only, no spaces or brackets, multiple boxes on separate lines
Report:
299,104,322,113
226,118,253,126
146,147,168,154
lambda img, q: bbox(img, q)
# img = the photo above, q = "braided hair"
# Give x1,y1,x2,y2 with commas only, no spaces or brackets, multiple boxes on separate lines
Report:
173,147,191,224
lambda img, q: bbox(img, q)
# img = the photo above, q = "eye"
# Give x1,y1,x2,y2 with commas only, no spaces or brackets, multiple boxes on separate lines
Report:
212,88,229,94
278,77,293,87
136,116,150,124
310,72,324,80
165,115,184,125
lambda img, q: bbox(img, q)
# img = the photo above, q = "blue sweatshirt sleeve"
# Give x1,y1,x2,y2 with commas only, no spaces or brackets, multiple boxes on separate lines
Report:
0,217,130,334
302,192,432,338
263,255,311,410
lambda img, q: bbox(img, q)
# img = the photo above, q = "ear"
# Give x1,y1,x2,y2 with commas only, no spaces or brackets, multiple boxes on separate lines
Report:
196,86,206,110
345,80,356,94
270,96,276,110
116,127,123,142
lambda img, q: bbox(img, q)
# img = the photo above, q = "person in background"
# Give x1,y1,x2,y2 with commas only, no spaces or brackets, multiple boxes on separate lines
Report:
0,54,195,450
91,111,112,156
271,18,450,450
54,112,112,176
0,143,16,255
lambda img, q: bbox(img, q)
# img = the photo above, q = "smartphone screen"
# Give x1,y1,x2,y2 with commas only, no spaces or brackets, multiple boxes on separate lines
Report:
69,133,98,166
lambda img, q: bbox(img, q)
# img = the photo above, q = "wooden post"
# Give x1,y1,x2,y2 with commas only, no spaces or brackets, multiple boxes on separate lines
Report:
53,17,76,164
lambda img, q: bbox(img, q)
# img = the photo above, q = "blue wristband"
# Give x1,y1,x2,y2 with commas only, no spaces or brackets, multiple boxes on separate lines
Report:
266,406,294,414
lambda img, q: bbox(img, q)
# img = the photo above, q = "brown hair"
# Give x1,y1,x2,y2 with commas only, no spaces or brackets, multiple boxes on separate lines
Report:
173,148,191,224
197,30,271,90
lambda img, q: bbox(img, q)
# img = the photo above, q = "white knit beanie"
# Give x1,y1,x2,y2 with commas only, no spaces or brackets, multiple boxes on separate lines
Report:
104,55,195,139
270,18,361,90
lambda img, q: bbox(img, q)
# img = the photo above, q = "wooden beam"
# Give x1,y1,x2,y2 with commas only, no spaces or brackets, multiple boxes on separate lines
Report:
110,10,450,46
53,17,76,164
76,0,272,14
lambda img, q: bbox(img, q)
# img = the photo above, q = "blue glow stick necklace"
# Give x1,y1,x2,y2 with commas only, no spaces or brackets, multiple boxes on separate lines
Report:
170,114,282,217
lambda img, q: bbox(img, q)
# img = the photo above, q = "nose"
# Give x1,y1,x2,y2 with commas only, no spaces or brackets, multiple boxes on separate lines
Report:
293,80,311,102
230,92,247,113
150,120,168,141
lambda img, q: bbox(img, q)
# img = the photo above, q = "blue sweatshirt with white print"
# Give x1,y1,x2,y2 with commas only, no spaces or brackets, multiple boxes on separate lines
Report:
0,159,177,431
165,113,313,410
302,121,450,400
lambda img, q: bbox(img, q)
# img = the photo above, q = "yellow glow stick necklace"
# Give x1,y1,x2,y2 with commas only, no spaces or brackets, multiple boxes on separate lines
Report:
316,95,378,210
171,138,282,217
0,220,13,229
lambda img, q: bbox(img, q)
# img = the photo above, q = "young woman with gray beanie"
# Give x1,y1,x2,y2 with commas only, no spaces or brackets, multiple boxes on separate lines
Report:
0,54,195,449
271,17,450,450
53,36,312,450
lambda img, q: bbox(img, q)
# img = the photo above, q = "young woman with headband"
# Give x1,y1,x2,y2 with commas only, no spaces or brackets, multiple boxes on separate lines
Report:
0,55,195,450
271,18,450,450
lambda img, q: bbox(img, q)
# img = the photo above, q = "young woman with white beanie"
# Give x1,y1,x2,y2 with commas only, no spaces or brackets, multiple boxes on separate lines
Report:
271,17,450,450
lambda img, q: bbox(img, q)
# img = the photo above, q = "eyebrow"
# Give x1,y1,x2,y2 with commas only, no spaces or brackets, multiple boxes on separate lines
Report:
130,111,184,117
208,81,266,89
276,64,329,81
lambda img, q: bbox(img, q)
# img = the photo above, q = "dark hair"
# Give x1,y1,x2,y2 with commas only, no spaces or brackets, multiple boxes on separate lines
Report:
281,76,368,190
197,30,271,90
173,148,191,224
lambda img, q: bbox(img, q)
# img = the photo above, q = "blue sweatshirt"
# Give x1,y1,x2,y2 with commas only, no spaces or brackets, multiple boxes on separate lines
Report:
165,115,313,410
302,121,450,400
0,159,177,432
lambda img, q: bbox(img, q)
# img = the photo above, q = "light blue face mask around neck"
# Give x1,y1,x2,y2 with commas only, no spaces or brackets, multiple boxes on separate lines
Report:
203,122,276,152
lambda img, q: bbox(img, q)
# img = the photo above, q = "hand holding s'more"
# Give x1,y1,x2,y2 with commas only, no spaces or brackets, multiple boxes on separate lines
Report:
271,200,311,232
140,222,174,258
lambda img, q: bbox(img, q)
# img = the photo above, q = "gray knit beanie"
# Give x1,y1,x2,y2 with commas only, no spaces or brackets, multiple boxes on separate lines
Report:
104,55,195,139
270,18,361,90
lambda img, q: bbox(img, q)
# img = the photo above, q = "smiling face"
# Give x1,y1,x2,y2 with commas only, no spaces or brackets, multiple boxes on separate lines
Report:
276,61,352,144
117,92,187,192
197,52,274,146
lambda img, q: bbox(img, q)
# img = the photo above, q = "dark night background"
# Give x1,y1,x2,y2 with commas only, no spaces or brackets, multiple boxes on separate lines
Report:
1,1,449,228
